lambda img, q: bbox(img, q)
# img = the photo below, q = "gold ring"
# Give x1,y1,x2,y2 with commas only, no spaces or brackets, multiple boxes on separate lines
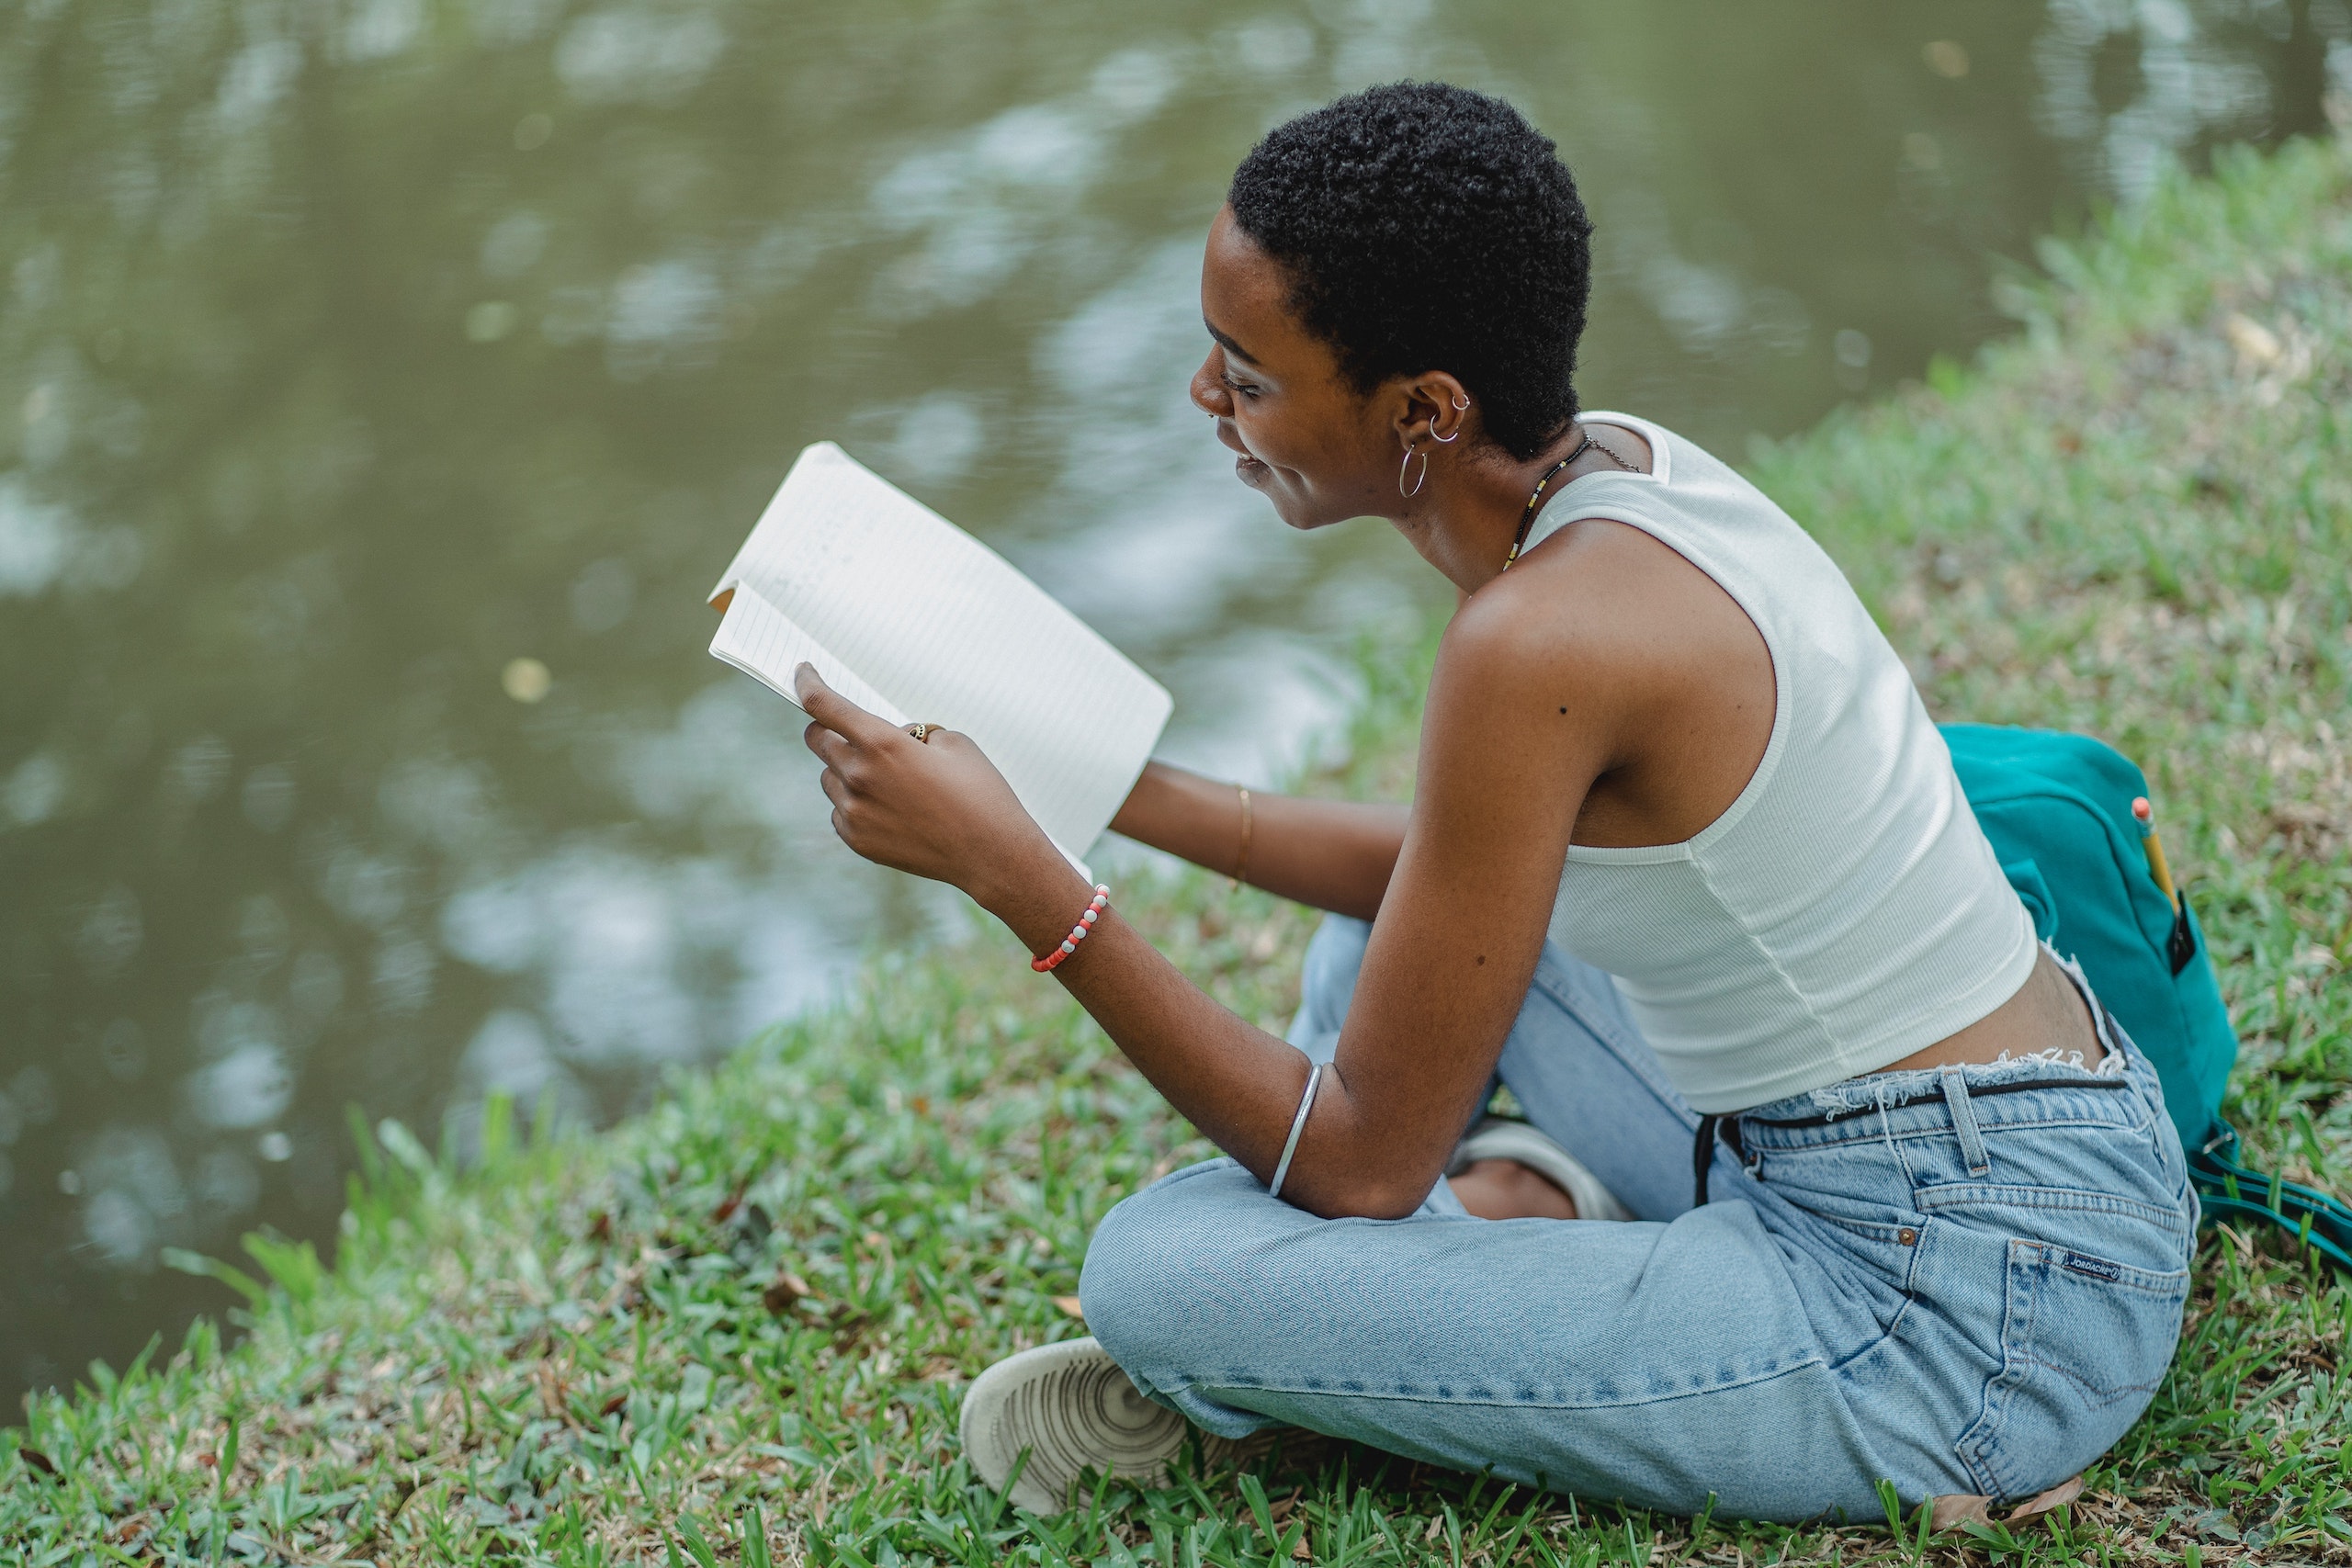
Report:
910,722,936,742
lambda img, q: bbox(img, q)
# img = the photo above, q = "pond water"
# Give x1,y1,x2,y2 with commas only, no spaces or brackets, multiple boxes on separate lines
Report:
1,0,2340,1404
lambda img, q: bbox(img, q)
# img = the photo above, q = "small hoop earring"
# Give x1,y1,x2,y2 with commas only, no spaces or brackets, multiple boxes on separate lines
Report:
1399,444,1429,498
1430,392,1468,444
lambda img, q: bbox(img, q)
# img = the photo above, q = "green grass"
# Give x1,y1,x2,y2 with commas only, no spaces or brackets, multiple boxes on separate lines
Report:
8,133,2352,1565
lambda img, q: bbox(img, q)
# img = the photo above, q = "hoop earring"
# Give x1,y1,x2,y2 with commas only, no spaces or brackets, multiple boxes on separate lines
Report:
1399,444,1429,497
1430,390,1467,444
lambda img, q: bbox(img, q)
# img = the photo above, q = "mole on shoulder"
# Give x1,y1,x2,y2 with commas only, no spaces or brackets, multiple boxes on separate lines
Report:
1558,705,1567,714
1476,954,1487,965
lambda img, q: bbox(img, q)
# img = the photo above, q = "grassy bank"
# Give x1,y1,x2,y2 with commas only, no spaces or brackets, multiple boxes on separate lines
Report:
9,134,2352,1566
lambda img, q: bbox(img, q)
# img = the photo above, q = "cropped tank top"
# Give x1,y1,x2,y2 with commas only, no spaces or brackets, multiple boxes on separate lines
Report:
1530,412,2037,1112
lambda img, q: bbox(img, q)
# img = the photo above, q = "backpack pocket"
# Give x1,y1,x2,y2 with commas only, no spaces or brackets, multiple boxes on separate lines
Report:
1954,1237,2188,1502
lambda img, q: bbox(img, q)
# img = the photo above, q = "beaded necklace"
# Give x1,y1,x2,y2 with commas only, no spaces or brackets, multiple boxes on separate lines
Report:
1499,426,1639,571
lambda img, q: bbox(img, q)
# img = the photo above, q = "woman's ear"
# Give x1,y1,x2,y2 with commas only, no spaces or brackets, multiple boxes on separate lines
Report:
1392,372,1475,448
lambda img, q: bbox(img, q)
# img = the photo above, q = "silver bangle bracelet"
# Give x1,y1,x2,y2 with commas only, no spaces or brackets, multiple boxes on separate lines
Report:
1266,1060,1324,1201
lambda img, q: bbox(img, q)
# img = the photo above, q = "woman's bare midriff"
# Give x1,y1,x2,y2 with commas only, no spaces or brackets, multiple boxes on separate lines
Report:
1878,946,2106,1074
1456,950,2108,1222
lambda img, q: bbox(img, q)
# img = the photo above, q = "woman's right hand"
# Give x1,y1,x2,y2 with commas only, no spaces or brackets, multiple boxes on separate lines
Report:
797,665,1067,907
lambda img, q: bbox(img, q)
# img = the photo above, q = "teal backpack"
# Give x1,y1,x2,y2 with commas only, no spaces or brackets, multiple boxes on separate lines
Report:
1943,724,2352,1274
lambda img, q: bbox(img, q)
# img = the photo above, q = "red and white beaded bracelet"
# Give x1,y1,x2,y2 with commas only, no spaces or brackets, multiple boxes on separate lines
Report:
1032,885,1110,973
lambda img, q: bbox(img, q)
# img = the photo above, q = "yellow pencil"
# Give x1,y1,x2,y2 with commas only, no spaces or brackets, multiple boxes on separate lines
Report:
2132,796,2177,902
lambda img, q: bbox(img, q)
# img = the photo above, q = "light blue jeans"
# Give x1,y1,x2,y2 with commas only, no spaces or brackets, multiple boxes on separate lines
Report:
1079,916,2196,1522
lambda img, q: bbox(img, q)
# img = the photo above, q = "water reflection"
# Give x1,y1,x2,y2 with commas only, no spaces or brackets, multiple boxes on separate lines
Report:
2035,0,2318,197
0,0,2337,1402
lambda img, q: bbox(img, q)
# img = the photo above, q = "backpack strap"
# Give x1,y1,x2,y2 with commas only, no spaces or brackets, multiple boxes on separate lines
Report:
2188,1121,2352,1276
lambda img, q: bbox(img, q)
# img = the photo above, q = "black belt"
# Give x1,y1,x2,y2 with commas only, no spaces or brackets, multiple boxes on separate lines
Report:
1690,1074,2129,1208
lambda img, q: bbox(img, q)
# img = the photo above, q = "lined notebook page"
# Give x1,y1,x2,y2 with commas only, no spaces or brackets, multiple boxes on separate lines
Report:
707,443,1172,863
708,585,905,726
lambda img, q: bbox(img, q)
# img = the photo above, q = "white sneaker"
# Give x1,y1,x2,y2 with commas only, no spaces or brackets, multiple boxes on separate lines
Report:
958,1337,1190,1514
1448,1116,1633,1222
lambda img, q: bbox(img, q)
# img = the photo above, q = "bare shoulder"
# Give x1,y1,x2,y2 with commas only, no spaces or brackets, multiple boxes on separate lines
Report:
1442,520,1669,694
1418,537,1657,797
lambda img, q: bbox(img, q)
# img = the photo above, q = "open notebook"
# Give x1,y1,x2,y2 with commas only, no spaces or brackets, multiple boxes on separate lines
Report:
707,442,1173,871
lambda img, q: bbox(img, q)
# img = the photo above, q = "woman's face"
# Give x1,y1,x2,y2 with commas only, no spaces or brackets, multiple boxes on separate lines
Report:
1189,206,1399,530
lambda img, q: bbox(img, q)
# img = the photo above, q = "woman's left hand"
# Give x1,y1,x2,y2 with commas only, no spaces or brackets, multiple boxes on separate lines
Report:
794,664,1056,902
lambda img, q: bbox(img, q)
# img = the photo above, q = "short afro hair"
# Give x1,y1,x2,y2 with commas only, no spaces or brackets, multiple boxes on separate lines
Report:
1227,83,1592,460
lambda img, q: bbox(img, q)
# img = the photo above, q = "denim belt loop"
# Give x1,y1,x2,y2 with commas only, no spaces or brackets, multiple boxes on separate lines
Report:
1939,1064,1991,1177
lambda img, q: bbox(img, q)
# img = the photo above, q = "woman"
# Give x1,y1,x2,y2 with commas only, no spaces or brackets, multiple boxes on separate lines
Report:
791,83,2195,1523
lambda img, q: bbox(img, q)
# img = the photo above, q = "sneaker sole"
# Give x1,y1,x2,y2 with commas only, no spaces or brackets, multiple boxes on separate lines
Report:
958,1337,1189,1514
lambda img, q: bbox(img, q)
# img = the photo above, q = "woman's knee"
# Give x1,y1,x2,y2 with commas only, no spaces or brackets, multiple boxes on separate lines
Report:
1079,1159,1266,1376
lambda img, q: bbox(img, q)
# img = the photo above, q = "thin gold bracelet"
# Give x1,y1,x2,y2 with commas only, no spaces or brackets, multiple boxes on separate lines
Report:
1231,784,1252,888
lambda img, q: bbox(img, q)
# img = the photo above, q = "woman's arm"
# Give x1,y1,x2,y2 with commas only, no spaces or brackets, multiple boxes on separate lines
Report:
792,572,1624,1220
1110,761,1407,920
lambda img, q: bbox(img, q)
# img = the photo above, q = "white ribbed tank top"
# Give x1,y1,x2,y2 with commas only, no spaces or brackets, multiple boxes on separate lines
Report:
1529,412,2037,1112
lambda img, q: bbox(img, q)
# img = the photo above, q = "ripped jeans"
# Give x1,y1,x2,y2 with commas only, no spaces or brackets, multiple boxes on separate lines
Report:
1078,917,2196,1522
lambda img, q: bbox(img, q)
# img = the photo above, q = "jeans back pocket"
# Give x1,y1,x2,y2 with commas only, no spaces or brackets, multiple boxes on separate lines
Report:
1956,1237,2188,1502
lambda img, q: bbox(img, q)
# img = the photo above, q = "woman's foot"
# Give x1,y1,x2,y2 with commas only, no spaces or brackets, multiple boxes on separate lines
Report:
1445,1118,1633,1222
959,1337,1191,1513
1452,1156,1579,1219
